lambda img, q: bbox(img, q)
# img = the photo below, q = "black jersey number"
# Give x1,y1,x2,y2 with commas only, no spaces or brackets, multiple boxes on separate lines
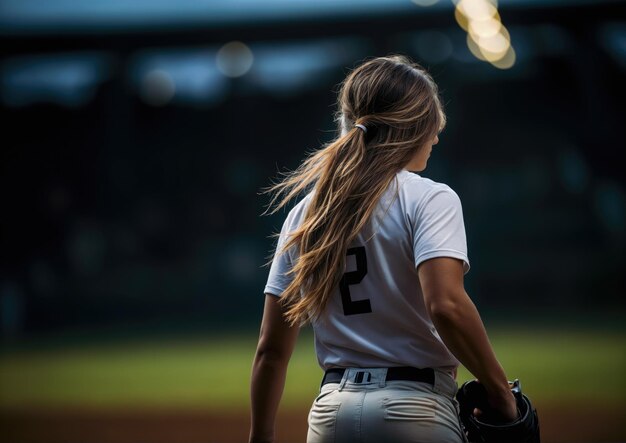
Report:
340,246,372,316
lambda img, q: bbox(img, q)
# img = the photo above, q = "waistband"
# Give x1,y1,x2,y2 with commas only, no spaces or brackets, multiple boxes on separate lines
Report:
322,366,435,387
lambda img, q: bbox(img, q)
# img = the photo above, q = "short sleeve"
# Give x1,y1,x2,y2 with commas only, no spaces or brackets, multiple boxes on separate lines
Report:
263,216,295,297
413,187,470,274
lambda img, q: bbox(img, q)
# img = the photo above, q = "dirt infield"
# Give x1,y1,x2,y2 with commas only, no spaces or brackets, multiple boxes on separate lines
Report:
1,404,624,443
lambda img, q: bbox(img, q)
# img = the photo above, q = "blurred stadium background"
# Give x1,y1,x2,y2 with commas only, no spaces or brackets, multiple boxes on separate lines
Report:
0,0,625,442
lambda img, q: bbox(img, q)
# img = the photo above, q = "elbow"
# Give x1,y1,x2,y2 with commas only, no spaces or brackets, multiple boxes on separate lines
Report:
426,290,472,326
254,343,290,368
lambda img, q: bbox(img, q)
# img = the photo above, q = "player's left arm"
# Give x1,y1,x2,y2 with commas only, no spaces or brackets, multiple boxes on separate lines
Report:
249,293,300,443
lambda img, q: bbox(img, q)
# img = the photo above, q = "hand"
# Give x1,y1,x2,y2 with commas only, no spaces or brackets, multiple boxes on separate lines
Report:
474,388,519,424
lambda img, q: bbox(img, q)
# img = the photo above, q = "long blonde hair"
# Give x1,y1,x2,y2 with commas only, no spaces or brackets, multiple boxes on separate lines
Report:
264,55,446,326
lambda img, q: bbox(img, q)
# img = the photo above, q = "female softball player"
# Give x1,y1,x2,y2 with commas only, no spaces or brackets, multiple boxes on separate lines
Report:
249,55,518,443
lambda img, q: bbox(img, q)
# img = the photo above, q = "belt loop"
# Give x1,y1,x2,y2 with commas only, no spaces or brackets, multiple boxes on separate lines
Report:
338,369,349,392
379,368,388,388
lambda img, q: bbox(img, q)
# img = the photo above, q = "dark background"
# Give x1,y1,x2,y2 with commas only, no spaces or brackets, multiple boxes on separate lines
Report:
1,0,625,343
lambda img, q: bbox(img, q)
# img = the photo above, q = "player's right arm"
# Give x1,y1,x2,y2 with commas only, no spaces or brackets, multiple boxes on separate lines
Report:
249,293,300,443
418,257,518,422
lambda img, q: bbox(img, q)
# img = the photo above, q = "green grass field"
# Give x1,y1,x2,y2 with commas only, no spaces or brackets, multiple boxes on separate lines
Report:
1,328,624,412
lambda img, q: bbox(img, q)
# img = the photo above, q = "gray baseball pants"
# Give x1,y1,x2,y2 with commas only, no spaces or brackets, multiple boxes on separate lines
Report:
307,367,466,443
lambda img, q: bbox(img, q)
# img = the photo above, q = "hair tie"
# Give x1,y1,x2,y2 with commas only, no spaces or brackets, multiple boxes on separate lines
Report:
354,124,367,133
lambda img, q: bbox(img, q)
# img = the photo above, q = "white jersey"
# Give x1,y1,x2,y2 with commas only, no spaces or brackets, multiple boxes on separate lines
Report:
264,169,470,372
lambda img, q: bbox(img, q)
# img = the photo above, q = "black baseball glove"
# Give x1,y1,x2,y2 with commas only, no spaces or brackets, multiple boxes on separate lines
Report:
456,379,540,443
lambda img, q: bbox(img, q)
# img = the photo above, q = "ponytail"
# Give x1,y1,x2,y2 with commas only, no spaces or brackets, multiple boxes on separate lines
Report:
263,126,399,325
262,55,445,326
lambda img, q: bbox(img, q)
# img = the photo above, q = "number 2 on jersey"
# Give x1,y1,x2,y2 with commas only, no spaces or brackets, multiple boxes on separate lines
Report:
340,246,372,316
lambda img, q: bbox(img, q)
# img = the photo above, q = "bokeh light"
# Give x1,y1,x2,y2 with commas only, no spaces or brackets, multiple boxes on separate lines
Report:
140,69,175,106
475,26,511,61
454,0,516,69
468,15,502,39
216,41,254,78
490,45,516,69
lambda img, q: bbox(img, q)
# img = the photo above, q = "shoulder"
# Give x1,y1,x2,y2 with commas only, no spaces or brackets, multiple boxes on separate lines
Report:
396,170,461,211
282,192,313,228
